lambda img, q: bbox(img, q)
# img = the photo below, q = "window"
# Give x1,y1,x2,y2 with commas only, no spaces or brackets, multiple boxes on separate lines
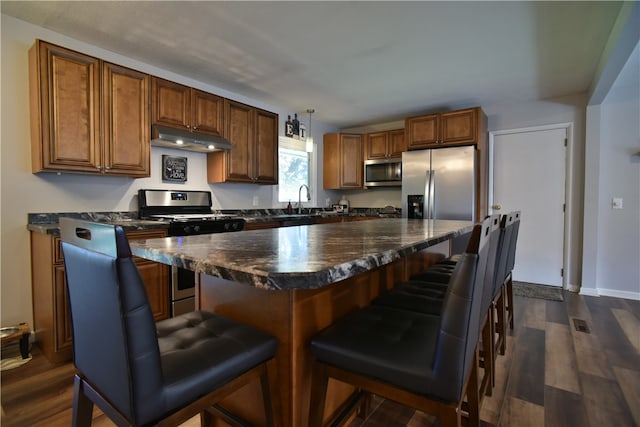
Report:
278,137,312,204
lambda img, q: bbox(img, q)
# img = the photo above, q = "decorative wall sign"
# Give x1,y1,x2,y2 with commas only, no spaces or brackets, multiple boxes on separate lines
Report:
285,115,294,137
162,155,187,182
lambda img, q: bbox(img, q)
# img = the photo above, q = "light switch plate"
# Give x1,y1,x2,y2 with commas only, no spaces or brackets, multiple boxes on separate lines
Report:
252,196,259,206
612,197,623,209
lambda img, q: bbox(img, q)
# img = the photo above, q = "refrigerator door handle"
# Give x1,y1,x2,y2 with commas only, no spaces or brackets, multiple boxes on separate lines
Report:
429,171,436,220
424,170,431,220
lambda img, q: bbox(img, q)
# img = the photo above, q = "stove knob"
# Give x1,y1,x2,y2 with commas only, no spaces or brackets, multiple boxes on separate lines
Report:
194,225,201,233
224,223,231,230
184,226,192,234
232,222,239,230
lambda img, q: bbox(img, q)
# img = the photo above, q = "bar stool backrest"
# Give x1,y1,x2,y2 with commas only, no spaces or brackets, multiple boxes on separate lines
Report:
506,211,521,274
432,216,492,401
494,213,515,294
480,215,502,323
60,218,164,424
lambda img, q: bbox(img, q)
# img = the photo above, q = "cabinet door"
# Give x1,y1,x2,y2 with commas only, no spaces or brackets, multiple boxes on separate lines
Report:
127,230,170,321
340,134,363,188
366,131,389,160
136,260,170,321
54,265,74,353
406,114,438,149
323,134,341,189
388,129,407,157
151,77,191,130
103,62,150,177
224,100,255,182
30,41,101,173
439,108,478,145
254,108,278,184
244,221,281,230
192,89,224,136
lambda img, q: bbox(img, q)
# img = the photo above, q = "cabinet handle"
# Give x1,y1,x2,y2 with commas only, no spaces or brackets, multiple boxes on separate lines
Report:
96,165,102,170
192,125,198,130
105,166,111,171
185,124,191,130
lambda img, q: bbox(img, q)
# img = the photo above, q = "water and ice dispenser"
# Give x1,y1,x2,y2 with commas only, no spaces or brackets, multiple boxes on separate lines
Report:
407,195,425,219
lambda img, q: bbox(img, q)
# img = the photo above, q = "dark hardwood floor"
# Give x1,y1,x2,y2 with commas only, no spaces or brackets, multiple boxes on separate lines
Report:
1,292,638,427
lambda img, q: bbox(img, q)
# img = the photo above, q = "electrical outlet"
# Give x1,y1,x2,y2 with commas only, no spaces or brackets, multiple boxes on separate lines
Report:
325,198,331,207
612,197,623,209
252,196,259,206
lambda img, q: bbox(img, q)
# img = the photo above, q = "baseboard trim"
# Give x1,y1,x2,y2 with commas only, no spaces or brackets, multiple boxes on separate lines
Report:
579,287,599,297
597,288,640,301
579,286,640,300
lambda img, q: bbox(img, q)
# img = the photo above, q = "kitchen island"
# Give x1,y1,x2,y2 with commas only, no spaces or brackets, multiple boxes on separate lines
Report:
129,219,473,427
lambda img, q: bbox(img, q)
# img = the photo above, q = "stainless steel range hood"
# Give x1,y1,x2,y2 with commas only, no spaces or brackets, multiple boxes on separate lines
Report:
151,125,232,153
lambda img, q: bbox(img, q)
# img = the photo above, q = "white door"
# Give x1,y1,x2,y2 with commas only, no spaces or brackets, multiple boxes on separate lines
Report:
491,127,566,287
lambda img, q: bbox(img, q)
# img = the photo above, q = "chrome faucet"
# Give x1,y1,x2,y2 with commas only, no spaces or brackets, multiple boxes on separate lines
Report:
298,184,310,214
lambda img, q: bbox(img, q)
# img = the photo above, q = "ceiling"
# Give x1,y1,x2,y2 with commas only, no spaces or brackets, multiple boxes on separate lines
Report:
1,1,624,128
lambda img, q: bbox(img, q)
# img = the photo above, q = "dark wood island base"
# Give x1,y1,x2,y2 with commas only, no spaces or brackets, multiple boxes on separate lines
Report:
197,249,444,427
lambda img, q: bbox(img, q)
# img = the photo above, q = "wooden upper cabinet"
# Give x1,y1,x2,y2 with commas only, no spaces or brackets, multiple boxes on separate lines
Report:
29,40,150,177
388,129,407,157
151,78,190,129
366,132,388,160
439,108,479,144
323,133,363,189
207,100,278,184
29,40,101,173
221,100,253,182
151,77,224,137
406,107,483,149
254,108,278,184
102,62,150,176
365,129,406,160
405,113,439,149
192,90,225,136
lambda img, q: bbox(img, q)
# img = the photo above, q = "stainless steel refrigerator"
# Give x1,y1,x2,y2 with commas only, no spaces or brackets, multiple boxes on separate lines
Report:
401,146,476,221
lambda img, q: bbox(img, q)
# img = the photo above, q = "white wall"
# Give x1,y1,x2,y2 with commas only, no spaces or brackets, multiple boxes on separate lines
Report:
582,42,640,299
0,15,338,326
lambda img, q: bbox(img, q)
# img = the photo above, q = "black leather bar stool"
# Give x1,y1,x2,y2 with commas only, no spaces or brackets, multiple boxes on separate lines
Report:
373,215,502,398
491,213,514,358
504,211,521,330
60,218,278,427
308,220,490,427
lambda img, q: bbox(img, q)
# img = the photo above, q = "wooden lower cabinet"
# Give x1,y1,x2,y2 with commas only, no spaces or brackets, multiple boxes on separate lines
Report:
245,216,376,230
30,228,169,363
127,229,170,321
244,221,282,230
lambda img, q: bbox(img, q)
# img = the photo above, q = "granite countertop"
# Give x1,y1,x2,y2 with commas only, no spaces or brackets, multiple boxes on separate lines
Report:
27,212,170,235
27,209,399,235
129,219,473,291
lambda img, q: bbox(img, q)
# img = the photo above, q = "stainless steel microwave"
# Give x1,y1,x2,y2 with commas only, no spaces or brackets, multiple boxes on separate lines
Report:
364,158,402,187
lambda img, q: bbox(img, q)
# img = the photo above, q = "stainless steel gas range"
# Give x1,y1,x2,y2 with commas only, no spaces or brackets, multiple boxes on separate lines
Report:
138,189,245,316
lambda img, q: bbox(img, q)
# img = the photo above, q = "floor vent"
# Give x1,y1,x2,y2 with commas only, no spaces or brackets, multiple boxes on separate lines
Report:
573,318,591,334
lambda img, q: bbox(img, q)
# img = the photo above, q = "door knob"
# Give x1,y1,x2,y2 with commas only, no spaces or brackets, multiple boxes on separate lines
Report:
492,204,502,210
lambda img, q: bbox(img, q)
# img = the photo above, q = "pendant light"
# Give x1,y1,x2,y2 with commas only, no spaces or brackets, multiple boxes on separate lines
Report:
306,108,315,153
